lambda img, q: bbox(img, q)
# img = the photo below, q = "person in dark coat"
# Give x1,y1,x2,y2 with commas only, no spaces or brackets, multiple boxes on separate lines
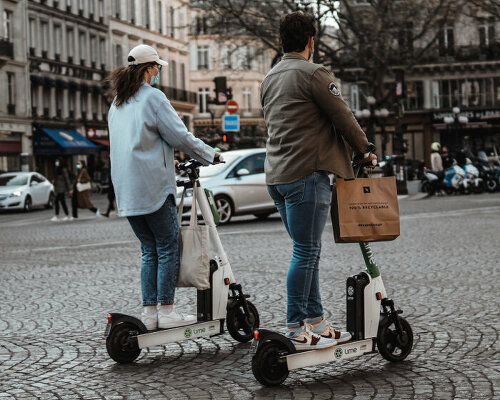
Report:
51,159,71,221
70,160,101,218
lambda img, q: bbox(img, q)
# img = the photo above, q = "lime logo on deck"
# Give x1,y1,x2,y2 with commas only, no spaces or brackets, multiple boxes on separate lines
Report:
345,347,358,355
184,328,192,338
334,348,343,359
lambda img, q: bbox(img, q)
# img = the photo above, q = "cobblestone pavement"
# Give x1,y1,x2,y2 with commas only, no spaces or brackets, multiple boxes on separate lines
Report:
0,192,499,400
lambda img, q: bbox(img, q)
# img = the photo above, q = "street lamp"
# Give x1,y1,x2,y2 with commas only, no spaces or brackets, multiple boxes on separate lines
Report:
444,107,468,150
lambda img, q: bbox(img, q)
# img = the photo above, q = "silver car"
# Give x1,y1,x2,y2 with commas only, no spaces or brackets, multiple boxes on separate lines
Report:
0,172,55,212
177,148,276,224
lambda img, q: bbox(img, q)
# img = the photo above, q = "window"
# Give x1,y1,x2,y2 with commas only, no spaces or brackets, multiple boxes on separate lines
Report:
89,0,95,16
479,21,494,49
198,88,210,113
350,84,360,111
66,0,72,12
56,89,63,116
79,31,86,63
115,44,123,67
7,73,15,106
243,88,251,111
29,19,36,50
98,0,104,19
41,21,49,54
169,6,174,37
229,154,265,178
81,91,87,115
69,91,75,115
114,0,121,18
432,81,440,109
221,46,232,69
157,1,162,33
180,63,186,90
197,46,209,70
145,0,151,28
54,25,62,57
3,10,13,43
195,16,208,35
67,28,74,59
90,36,97,65
128,0,135,23
78,0,84,13
99,38,106,67
169,60,177,87
439,25,454,56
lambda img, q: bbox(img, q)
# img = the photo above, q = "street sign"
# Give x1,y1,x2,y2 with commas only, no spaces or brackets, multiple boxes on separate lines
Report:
226,100,239,114
222,115,239,132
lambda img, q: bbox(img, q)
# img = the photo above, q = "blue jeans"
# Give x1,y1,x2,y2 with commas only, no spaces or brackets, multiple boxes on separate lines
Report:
267,172,331,327
127,195,179,306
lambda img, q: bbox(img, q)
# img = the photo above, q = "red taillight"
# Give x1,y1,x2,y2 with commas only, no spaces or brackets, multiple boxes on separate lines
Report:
253,330,259,340
107,314,112,323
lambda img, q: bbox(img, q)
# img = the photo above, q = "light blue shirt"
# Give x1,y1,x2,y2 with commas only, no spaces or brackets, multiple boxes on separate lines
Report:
108,83,215,217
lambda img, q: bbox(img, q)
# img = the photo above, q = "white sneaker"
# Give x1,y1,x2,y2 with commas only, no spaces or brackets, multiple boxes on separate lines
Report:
158,308,196,329
96,209,102,218
62,216,69,221
69,216,74,221
50,216,60,222
141,307,158,331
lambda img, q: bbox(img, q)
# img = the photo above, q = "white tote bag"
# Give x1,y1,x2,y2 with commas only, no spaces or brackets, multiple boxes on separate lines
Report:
177,183,211,289
76,182,91,192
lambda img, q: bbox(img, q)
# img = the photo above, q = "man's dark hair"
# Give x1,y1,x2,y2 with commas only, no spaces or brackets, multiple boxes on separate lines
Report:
279,11,316,53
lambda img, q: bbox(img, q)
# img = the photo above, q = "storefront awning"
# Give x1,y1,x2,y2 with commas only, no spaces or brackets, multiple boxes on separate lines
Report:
33,128,97,155
89,138,110,147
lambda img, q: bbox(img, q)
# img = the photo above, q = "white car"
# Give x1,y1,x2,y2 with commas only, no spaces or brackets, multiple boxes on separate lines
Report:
177,148,276,224
0,172,55,212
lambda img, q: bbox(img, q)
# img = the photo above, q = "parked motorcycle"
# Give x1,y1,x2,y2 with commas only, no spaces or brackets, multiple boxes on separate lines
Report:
443,164,470,195
476,151,498,193
463,158,484,194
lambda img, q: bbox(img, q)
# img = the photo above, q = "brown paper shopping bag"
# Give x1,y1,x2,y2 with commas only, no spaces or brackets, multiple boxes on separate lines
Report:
331,176,400,243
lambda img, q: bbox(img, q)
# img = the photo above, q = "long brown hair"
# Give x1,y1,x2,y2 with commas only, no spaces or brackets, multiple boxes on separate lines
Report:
109,62,156,107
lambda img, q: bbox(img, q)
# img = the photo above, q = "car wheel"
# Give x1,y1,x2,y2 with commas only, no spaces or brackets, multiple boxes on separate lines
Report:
214,195,233,224
24,196,32,212
45,192,55,209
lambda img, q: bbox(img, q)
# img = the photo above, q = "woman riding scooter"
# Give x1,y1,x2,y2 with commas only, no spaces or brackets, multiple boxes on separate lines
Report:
107,44,220,331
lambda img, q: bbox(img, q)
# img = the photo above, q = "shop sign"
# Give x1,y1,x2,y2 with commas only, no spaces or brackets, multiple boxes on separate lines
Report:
432,109,500,123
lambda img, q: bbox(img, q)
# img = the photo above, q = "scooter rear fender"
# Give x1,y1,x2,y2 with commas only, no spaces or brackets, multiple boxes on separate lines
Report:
254,328,296,354
107,313,148,335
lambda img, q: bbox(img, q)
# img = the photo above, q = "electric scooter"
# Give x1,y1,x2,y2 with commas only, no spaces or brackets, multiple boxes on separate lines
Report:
104,159,259,363
250,160,413,386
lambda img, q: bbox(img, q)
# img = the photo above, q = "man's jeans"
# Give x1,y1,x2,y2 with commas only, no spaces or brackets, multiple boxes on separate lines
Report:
127,195,179,306
267,172,331,327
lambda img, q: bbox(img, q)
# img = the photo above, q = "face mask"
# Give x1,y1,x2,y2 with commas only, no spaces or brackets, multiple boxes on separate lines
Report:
55,161,60,167
76,164,81,170
150,69,160,85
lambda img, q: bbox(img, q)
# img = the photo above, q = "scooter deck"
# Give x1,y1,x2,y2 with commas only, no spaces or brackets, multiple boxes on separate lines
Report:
286,338,375,370
137,319,224,349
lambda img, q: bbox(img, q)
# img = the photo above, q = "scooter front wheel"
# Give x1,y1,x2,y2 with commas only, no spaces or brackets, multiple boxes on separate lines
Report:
377,316,413,362
252,341,289,386
226,300,259,343
106,322,142,363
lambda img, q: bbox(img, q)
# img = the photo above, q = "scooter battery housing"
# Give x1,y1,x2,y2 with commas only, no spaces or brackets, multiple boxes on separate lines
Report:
197,260,219,321
346,273,370,340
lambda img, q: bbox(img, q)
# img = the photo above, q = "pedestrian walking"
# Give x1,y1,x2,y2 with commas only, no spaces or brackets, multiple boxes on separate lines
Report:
107,44,220,331
260,11,377,350
103,175,116,218
51,159,71,222
70,160,101,218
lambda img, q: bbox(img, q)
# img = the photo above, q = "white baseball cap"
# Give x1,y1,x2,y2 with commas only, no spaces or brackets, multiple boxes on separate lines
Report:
127,44,168,66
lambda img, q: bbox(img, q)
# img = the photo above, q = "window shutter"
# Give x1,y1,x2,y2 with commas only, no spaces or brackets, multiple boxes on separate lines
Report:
189,43,197,70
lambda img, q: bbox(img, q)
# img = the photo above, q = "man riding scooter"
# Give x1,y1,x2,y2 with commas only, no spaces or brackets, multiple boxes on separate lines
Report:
260,11,377,351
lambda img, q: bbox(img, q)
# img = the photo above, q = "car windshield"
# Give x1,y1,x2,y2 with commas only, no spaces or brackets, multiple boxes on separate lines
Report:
199,153,242,177
0,174,28,186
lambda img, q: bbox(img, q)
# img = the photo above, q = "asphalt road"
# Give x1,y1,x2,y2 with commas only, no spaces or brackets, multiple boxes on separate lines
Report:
0,191,499,399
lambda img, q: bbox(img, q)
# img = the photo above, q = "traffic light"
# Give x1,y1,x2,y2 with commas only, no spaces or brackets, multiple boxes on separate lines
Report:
213,77,227,104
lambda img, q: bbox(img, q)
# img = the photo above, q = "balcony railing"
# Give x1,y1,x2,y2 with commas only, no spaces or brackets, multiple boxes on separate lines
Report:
161,86,197,104
0,40,14,59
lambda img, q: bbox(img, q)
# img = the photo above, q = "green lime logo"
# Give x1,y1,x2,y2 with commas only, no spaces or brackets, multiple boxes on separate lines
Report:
334,348,343,359
184,328,192,338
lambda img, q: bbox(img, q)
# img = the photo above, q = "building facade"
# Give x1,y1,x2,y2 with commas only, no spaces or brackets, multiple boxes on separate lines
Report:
339,3,500,166
0,0,31,173
188,7,274,149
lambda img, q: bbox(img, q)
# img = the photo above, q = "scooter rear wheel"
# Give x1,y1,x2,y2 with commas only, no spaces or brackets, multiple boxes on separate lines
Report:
226,300,259,343
252,341,289,386
106,322,142,363
377,316,413,362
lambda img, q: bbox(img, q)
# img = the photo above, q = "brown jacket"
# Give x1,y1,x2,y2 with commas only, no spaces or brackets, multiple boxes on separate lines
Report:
261,53,371,184
76,169,94,209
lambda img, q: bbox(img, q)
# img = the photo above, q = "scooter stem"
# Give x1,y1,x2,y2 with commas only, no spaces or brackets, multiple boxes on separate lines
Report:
359,242,380,278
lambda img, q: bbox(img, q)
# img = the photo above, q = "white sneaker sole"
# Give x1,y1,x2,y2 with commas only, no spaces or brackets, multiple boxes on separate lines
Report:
292,339,337,351
158,318,197,329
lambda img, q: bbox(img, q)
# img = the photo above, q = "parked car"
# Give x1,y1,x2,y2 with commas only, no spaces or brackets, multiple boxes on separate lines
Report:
0,172,55,212
177,148,276,224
